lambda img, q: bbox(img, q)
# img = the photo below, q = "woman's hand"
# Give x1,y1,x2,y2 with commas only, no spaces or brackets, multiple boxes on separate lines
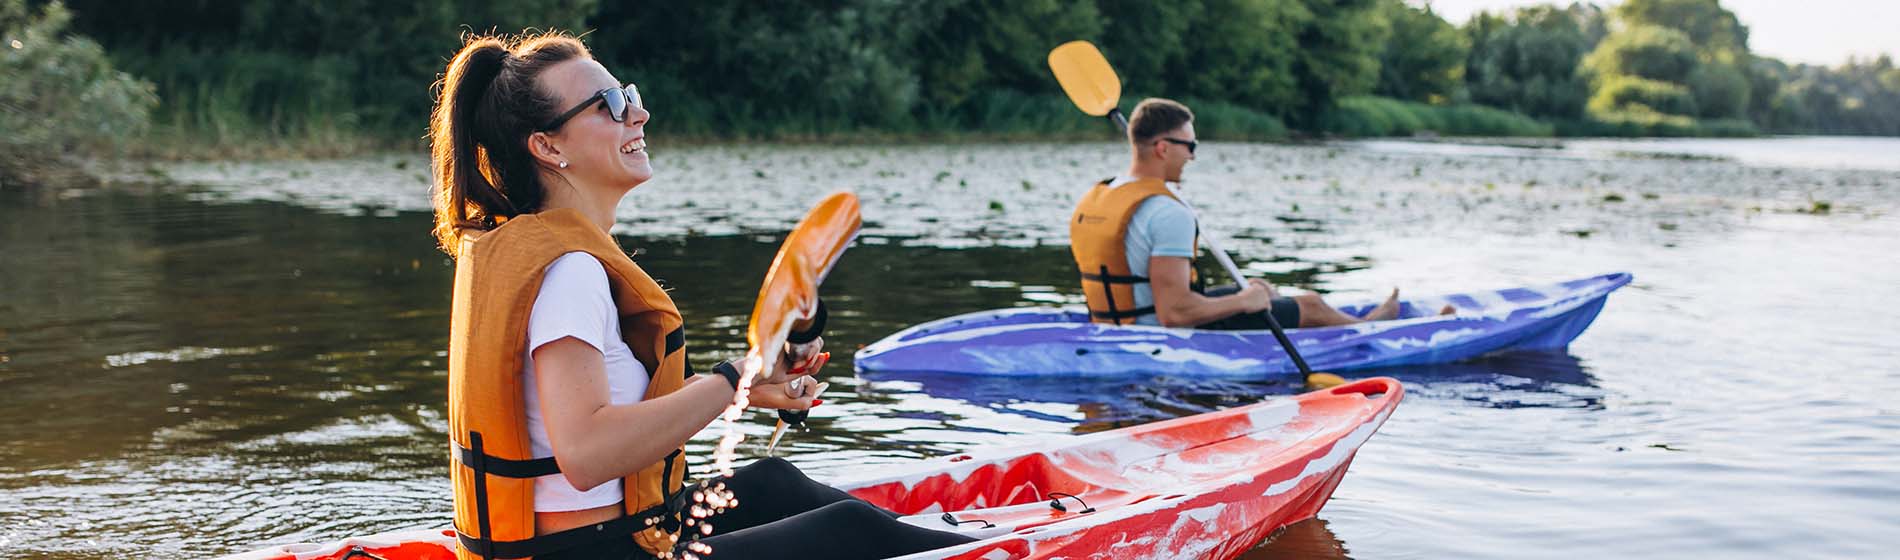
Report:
756,336,829,386
749,376,827,411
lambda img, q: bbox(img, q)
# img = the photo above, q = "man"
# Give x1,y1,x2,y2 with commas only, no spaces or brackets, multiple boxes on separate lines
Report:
1069,98,1416,329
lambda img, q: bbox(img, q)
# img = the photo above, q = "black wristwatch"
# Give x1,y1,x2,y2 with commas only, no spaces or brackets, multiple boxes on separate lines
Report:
707,360,742,391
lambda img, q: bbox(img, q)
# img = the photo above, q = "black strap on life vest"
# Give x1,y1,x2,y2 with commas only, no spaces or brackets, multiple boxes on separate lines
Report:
457,434,686,559
1083,265,1154,325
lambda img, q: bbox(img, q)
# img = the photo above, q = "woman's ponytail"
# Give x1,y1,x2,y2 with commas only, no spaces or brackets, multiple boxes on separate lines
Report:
429,32,589,257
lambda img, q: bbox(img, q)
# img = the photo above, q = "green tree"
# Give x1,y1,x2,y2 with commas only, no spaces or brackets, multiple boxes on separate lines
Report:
1463,5,1593,119
1589,74,1697,116
1164,0,1305,115
1615,0,1748,57
1685,60,1749,118
590,2,922,135
1287,0,1390,128
1374,0,1467,104
1582,24,1698,84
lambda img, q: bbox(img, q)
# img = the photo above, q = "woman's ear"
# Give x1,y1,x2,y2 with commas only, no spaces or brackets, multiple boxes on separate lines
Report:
527,131,565,169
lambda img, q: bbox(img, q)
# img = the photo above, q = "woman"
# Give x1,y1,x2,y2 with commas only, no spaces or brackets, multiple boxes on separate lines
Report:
431,32,972,560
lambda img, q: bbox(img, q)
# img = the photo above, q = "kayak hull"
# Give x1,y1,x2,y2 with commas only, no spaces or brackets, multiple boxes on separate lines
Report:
217,378,1403,560
855,273,1631,376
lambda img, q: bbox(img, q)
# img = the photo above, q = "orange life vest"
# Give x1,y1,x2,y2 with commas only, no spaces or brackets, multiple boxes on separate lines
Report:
1069,178,1199,325
447,208,689,559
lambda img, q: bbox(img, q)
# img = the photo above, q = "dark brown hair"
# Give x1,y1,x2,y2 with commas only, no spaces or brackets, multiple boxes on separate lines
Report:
1128,98,1194,147
430,31,590,256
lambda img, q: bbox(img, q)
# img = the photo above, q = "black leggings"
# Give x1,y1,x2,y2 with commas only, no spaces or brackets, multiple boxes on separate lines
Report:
538,457,975,560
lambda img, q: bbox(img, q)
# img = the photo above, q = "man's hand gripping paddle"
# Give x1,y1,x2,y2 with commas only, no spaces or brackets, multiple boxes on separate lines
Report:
1048,40,1347,390
711,192,861,474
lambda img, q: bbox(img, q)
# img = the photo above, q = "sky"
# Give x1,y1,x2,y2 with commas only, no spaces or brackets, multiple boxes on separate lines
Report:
1416,0,1900,66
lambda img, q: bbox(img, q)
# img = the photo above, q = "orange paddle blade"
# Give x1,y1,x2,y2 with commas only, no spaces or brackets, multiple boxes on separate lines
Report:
746,192,862,364
1048,40,1121,117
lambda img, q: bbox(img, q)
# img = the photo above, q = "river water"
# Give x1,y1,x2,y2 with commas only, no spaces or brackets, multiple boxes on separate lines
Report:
2,137,1896,558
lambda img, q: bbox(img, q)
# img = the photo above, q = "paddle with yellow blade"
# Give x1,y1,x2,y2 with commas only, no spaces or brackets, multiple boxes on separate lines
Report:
711,192,862,475
1047,40,1347,390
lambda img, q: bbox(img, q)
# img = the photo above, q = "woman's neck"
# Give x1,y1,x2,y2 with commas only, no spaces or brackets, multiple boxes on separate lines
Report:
540,177,625,233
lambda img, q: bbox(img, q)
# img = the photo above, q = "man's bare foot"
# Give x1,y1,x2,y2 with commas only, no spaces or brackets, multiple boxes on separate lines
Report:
1362,289,1402,321
1439,304,1456,315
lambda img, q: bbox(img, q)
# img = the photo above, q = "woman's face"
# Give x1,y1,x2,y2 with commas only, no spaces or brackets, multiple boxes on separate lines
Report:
538,57,652,191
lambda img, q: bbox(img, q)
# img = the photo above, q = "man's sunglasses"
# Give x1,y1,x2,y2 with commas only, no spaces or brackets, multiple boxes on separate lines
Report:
1161,137,1198,155
541,83,642,132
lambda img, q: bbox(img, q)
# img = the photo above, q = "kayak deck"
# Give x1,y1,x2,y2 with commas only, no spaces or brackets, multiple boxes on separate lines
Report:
855,273,1631,376
216,378,1402,560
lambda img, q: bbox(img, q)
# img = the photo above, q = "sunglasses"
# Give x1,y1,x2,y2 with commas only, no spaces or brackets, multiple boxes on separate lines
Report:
541,83,642,132
1160,137,1198,155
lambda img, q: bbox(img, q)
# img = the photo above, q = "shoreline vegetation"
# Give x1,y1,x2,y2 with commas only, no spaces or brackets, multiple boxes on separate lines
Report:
4,0,1899,174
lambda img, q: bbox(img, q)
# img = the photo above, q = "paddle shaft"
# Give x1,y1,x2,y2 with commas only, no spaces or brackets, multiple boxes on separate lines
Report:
1171,196,1318,378
1097,110,1318,379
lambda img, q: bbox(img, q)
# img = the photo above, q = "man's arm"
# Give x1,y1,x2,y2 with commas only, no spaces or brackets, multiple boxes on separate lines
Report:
1150,256,1272,327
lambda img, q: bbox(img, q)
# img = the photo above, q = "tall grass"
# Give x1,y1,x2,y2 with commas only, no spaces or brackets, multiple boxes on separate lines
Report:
110,47,416,158
1557,108,1761,137
1319,96,1554,137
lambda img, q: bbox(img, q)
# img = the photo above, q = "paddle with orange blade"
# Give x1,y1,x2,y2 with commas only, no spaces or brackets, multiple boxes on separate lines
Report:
711,192,861,474
1048,40,1347,390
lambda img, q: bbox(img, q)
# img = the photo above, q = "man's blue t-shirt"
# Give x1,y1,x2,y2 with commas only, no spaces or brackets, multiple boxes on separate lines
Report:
1106,177,1197,326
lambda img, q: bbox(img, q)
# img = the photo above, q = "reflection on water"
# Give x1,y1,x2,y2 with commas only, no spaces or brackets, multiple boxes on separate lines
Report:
1243,518,1352,560
863,350,1600,435
4,138,1899,558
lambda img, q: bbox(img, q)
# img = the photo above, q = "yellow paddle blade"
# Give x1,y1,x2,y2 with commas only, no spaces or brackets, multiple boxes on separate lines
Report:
1048,40,1121,117
1305,373,1350,390
745,192,863,370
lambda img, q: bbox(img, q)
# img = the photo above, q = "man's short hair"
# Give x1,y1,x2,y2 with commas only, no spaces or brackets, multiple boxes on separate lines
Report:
1128,98,1194,146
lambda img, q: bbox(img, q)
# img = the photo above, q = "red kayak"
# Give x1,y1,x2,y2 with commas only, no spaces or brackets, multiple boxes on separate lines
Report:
220,377,1402,560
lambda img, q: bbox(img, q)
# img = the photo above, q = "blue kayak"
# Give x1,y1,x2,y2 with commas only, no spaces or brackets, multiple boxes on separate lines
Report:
854,272,1631,376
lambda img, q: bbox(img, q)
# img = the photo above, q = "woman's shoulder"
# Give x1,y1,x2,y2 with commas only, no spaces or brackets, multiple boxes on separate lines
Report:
541,252,611,291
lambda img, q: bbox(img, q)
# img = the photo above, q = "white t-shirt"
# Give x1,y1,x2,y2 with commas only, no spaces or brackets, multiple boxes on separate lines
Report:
1106,176,1198,326
522,252,651,512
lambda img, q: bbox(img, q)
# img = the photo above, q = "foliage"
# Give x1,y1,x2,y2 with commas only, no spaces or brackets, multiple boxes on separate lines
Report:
1284,0,1391,128
1589,74,1698,117
1757,55,1900,135
1374,0,1468,104
1319,96,1552,137
1685,60,1750,119
0,0,155,179
1463,4,1598,119
1583,24,1698,84
26,0,1900,153
1614,0,1748,57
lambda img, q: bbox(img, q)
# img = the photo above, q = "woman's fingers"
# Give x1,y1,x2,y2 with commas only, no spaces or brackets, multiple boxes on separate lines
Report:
788,351,830,376
783,337,825,367
747,380,828,411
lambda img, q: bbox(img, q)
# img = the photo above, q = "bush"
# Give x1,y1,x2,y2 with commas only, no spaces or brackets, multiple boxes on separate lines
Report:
1319,96,1552,137
1177,97,1288,141
0,0,155,180
1557,109,1758,137
1589,75,1698,117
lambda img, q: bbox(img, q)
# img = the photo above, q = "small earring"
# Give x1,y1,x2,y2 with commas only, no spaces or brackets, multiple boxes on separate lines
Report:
558,161,568,169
